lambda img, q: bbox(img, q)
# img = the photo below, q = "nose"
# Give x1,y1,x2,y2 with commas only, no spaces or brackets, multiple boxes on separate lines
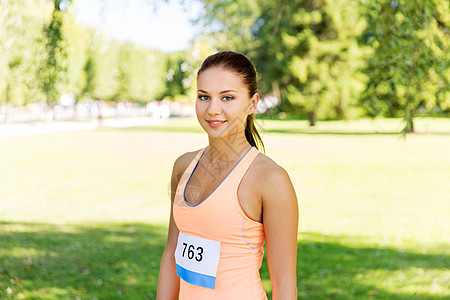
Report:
207,99,221,116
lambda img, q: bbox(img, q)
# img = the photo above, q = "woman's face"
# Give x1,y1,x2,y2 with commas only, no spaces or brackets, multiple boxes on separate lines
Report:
196,67,258,140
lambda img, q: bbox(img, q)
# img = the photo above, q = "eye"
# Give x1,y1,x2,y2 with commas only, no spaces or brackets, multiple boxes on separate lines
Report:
222,95,234,101
198,95,210,101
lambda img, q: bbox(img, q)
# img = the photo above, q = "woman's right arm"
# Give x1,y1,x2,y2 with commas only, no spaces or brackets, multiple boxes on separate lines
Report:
156,156,184,299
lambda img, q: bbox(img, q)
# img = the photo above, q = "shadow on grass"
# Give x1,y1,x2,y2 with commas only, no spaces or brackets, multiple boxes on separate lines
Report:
263,232,448,300
1,223,448,299
0,222,166,299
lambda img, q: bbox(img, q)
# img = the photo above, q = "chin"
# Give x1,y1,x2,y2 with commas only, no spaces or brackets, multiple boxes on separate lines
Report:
203,128,228,139
198,117,246,140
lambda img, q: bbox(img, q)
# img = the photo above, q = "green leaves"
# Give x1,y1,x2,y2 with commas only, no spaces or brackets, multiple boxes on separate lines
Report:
360,0,449,132
195,0,448,128
0,1,169,106
291,57,309,84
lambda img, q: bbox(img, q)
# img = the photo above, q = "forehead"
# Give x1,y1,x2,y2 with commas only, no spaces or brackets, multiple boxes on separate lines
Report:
197,67,246,92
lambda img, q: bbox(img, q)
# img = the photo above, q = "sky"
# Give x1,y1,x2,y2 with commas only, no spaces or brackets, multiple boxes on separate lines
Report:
74,0,202,53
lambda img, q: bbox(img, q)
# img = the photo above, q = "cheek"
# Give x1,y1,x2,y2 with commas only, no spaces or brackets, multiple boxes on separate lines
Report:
237,102,252,117
195,101,205,114
227,108,249,125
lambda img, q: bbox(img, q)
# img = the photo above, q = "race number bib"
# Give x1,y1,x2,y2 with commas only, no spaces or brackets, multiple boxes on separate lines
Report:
175,232,221,289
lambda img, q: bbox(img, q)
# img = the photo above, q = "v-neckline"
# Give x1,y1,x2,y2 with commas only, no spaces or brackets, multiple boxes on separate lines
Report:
183,146,253,207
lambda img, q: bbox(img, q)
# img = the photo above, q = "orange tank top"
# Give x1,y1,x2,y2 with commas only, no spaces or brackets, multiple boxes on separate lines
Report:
173,146,268,300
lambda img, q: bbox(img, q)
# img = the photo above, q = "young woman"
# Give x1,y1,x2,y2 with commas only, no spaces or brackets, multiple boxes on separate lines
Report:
157,51,298,299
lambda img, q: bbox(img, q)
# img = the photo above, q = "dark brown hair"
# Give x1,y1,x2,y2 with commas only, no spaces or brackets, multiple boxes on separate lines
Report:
197,51,265,152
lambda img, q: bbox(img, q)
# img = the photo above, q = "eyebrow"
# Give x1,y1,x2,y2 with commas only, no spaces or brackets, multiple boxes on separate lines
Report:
197,89,238,94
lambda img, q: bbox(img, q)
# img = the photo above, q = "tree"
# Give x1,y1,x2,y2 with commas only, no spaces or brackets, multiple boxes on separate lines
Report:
197,0,260,52
0,0,51,118
0,0,175,120
0,0,24,120
195,0,367,125
82,33,98,100
360,0,449,132
160,52,193,100
114,42,166,102
63,12,90,102
38,0,72,109
253,0,366,125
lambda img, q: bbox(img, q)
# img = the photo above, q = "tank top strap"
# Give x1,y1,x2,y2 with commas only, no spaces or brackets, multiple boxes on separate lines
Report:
225,147,260,187
179,146,208,183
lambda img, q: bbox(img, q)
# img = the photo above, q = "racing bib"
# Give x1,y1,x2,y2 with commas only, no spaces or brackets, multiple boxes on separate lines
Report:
175,232,221,289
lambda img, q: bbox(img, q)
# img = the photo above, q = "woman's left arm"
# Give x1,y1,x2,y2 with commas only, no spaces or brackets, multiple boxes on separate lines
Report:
262,166,299,300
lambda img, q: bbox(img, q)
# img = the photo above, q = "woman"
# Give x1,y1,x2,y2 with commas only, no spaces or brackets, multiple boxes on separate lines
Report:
157,51,298,299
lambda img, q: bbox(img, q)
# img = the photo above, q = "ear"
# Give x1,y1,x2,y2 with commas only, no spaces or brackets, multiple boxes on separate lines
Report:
248,93,260,115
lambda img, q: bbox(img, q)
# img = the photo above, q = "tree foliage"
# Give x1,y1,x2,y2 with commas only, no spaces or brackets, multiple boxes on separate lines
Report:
0,0,448,129
160,52,193,100
360,0,449,132
258,0,367,124
195,0,449,128
196,0,367,125
38,0,71,106
0,0,47,107
0,0,168,108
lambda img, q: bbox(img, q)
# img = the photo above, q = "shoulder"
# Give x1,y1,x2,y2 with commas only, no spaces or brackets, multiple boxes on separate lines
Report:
252,152,292,184
171,148,203,182
250,152,296,202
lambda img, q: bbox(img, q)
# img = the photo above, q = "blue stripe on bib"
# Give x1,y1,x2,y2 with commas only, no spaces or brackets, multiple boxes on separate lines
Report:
176,264,216,289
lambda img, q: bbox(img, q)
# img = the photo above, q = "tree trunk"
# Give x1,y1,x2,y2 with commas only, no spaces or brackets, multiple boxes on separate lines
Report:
309,110,317,127
309,102,318,127
403,108,415,133
408,108,415,133
336,94,345,119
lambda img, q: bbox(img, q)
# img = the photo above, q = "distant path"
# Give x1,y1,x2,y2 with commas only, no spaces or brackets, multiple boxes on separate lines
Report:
0,117,166,138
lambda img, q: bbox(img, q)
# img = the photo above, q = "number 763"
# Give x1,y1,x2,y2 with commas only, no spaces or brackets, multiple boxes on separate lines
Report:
182,243,204,262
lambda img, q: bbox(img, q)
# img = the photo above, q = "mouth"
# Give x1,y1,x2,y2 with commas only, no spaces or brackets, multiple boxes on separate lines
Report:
206,120,227,128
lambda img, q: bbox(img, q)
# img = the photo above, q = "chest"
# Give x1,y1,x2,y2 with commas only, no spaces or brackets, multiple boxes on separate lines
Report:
184,161,262,222
184,162,234,206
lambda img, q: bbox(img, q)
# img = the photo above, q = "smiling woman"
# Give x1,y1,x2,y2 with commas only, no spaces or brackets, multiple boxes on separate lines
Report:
157,51,299,299
196,51,264,150
196,68,257,140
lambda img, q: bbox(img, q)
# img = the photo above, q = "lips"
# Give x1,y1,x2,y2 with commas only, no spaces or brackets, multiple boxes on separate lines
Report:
206,120,227,128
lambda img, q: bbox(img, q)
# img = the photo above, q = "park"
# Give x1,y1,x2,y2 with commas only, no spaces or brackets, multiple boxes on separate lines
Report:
1,117,449,299
0,0,449,299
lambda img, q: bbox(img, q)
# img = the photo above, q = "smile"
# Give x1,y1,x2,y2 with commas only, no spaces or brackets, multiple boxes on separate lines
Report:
206,120,227,128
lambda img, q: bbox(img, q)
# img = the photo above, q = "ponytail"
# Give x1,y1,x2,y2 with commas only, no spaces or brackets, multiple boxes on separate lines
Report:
245,114,265,153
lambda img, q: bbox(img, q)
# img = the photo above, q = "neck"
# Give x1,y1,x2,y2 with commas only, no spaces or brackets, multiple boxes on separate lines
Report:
205,134,252,165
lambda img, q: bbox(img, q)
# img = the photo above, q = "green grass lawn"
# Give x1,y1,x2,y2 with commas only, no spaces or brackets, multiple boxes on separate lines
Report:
0,117,449,299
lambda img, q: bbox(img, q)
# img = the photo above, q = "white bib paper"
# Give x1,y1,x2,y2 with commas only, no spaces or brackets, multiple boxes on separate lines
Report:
175,232,221,289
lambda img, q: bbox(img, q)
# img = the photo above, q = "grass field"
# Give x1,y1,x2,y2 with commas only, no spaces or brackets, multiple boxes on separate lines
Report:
0,117,449,299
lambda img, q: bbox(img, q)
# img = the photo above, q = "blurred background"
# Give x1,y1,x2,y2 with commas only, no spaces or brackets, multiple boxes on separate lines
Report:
0,0,448,130
0,0,449,299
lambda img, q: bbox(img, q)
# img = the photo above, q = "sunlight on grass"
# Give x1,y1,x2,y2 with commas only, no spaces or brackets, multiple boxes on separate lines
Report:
0,130,205,224
21,287,72,300
357,267,448,296
0,247,41,258
0,117,449,299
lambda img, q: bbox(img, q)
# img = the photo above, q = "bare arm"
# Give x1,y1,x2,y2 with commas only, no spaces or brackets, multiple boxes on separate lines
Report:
262,166,299,300
156,158,183,299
